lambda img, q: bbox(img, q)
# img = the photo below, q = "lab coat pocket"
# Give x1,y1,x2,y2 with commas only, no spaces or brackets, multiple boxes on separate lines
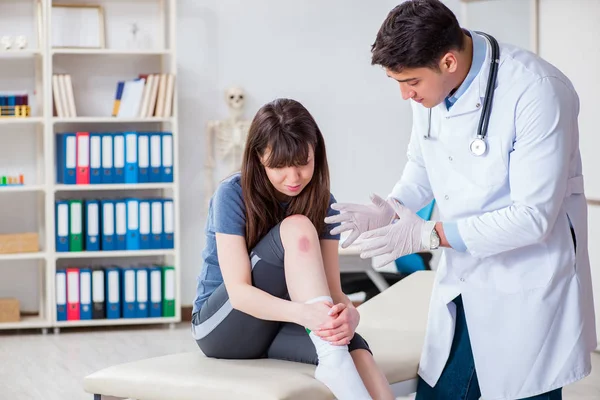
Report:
451,136,508,188
491,245,555,294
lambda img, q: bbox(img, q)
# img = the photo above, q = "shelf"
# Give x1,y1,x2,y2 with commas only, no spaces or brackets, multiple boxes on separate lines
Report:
54,316,178,328
56,249,175,259
0,117,44,125
0,315,49,330
54,183,173,192
53,117,173,124
0,185,45,193
0,50,42,59
0,252,46,261
52,49,171,56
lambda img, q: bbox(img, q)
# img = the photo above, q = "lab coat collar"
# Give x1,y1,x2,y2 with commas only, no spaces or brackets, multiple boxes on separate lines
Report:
444,32,493,119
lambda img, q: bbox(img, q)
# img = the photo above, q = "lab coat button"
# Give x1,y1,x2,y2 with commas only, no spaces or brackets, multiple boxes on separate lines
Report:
476,103,481,108
460,278,465,282
444,195,450,200
448,156,453,161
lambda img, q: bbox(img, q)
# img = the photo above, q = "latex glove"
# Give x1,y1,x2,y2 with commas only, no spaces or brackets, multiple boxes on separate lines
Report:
359,200,430,268
324,194,397,248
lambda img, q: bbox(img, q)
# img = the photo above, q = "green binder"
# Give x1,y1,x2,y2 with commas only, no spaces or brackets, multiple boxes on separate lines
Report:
162,266,175,317
69,200,83,252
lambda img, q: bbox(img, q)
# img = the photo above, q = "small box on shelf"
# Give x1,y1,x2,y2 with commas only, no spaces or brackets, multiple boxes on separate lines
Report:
0,232,39,254
0,298,20,323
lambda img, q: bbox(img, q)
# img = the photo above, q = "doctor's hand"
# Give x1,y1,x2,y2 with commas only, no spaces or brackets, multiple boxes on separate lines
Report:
324,194,397,248
314,303,359,346
359,200,428,268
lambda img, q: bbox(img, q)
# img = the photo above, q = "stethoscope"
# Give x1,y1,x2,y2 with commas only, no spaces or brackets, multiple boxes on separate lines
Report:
425,31,500,157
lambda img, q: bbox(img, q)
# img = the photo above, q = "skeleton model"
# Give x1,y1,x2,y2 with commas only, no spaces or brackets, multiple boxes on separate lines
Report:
204,86,251,208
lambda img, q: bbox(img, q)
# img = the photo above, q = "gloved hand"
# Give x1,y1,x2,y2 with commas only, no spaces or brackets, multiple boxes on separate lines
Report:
324,194,397,248
359,200,430,268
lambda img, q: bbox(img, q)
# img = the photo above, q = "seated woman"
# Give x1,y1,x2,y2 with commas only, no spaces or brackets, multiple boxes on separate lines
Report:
191,98,393,400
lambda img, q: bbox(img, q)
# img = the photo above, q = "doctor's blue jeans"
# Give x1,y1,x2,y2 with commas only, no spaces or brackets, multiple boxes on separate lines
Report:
415,296,563,400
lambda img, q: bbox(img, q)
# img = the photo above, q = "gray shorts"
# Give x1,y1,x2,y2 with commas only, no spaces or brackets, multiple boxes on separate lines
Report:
191,223,371,365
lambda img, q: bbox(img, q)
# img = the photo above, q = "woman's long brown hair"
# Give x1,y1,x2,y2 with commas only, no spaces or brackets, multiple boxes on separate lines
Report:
241,98,331,251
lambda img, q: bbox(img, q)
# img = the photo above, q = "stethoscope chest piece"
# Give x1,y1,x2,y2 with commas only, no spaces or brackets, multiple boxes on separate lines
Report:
469,137,487,156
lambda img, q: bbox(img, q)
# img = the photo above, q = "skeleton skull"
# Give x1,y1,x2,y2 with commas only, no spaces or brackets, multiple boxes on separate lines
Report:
225,86,246,111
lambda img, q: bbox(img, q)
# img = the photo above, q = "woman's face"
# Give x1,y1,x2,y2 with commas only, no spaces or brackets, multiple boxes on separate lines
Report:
260,145,315,199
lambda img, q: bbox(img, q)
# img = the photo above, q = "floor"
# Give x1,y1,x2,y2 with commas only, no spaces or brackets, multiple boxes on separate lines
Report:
1,323,599,400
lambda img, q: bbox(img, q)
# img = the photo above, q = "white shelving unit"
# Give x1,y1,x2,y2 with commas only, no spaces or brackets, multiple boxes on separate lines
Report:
0,0,180,332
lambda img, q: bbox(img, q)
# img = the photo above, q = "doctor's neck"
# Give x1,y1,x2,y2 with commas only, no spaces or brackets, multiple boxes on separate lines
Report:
446,32,474,98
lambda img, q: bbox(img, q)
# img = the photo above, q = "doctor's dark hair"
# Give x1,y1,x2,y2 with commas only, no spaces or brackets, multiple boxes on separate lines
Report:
240,98,331,251
371,0,465,72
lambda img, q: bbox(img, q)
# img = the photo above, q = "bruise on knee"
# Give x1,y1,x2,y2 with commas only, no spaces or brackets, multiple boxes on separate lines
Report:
298,235,311,252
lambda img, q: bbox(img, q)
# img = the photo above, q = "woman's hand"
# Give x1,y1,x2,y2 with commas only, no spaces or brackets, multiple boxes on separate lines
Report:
300,301,336,332
314,303,360,346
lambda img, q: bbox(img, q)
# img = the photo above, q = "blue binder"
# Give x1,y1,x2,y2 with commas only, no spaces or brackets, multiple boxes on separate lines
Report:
56,269,67,321
162,199,174,249
89,133,102,184
138,133,150,183
148,266,162,318
139,200,151,249
115,200,127,250
55,201,70,252
101,134,114,184
101,200,115,251
56,133,76,184
85,200,100,251
150,199,163,249
124,132,138,184
113,134,125,183
105,267,121,319
121,267,137,319
79,268,93,320
126,198,140,250
135,267,149,318
149,133,162,182
161,132,173,183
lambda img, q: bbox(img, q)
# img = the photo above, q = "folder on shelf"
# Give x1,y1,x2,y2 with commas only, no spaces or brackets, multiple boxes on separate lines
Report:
76,132,90,185
161,132,173,183
162,266,175,317
64,74,77,118
149,133,162,182
92,268,105,319
115,200,127,251
56,269,67,321
139,75,154,118
53,74,67,118
124,132,138,184
148,266,162,318
79,268,92,320
69,200,83,252
155,74,167,117
66,267,80,321
113,134,125,184
122,267,137,319
151,200,163,249
126,198,140,250
139,200,151,250
56,133,76,184
163,199,174,249
138,133,150,183
55,200,69,252
105,267,121,319
58,75,71,119
85,200,100,251
118,78,146,118
112,81,125,117
89,133,102,184
163,74,175,118
146,74,160,118
101,200,115,251
136,267,149,318
101,134,114,184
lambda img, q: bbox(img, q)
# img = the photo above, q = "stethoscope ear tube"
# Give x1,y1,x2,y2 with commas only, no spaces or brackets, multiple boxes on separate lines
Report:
475,31,500,142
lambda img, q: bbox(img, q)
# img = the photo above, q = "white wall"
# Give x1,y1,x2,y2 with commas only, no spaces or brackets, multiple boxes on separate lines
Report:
538,0,600,345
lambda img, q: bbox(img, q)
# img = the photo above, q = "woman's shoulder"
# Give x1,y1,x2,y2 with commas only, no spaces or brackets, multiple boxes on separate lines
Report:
213,173,244,205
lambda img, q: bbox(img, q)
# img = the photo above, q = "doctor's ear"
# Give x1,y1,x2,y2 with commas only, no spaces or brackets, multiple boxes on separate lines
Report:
440,53,459,73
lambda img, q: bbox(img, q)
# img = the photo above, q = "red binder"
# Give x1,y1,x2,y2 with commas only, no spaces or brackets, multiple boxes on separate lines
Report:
76,132,90,184
66,268,80,320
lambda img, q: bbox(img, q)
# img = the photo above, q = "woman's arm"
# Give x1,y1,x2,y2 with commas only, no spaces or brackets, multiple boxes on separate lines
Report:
216,232,303,324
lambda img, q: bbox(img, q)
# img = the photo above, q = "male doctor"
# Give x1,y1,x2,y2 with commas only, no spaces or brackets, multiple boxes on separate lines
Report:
325,1,596,399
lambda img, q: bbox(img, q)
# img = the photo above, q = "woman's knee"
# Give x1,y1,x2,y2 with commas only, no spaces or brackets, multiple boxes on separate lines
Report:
280,214,319,248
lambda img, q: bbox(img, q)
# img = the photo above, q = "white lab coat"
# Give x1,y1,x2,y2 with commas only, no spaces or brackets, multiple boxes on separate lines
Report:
389,35,597,400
